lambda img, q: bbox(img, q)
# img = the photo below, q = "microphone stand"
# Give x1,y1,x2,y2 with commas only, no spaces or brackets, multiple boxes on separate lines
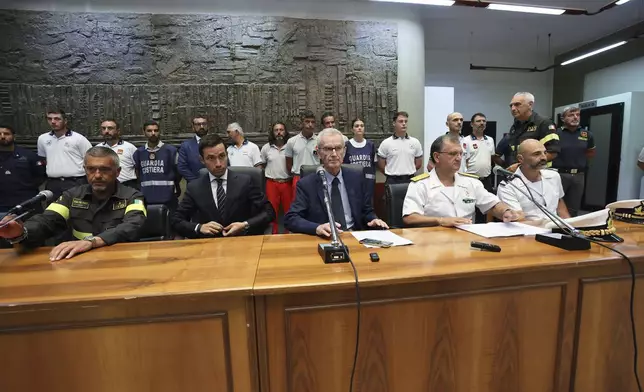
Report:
502,174,590,250
0,210,33,230
317,172,350,264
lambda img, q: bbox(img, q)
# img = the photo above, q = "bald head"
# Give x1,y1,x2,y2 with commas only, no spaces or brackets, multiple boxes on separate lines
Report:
517,139,547,171
446,112,463,134
517,139,542,155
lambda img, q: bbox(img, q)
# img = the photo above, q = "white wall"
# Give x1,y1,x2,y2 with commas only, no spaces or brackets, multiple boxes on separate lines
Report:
425,49,553,141
583,56,644,101
3,0,425,145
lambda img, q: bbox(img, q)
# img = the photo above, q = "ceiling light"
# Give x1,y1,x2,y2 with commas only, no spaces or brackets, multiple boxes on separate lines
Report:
369,0,454,5
561,41,628,66
616,0,632,5
486,3,565,15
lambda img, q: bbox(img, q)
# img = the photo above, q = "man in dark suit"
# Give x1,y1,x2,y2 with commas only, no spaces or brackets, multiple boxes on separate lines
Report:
171,134,274,238
177,116,208,183
285,128,388,237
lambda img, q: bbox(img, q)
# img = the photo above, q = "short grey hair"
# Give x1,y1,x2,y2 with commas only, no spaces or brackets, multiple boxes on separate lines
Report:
317,128,344,148
514,92,535,104
84,146,120,167
562,105,580,116
227,122,244,136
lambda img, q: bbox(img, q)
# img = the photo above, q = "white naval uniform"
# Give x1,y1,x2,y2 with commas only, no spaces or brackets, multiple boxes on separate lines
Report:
497,167,564,221
402,169,500,222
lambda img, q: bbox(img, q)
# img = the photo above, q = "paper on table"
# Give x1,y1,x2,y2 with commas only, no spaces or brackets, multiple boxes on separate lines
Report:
456,222,551,238
350,230,414,248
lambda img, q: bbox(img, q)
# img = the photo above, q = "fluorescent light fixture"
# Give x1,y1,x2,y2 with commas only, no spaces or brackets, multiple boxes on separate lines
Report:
561,41,627,66
616,0,632,5
369,0,454,5
487,3,565,15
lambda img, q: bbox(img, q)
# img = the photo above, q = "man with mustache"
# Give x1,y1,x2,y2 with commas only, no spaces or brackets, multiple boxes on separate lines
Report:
178,116,209,183
497,139,570,223
261,122,292,234
96,119,138,189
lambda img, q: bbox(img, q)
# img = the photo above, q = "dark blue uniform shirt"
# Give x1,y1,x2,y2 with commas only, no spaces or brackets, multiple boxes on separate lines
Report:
0,147,46,211
552,127,595,170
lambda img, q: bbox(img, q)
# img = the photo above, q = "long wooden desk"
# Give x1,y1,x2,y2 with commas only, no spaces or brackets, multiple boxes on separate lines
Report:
0,237,263,392
254,224,644,392
1,225,644,392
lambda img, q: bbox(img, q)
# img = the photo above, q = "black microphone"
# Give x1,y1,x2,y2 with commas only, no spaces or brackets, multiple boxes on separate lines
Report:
7,190,54,214
316,166,349,263
492,165,516,179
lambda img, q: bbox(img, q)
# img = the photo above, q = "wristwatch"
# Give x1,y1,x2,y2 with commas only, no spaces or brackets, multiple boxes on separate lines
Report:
83,235,98,248
243,221,250,231
8,227,28,245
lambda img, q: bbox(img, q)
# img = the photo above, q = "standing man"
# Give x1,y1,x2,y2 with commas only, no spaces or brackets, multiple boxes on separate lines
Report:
402,134,522,227
285,110,319,197
378,111,423,184
463,113,495,191
261,122,292,234
133,120,181,211
426,112,467,173
226,122,262,167
38,109,92,200
498,139,570,222
551,106,595,217
500,92,560,169
96,119,138,189
0,125,46,214
178,116,209,183
171,134,274,238
321,112,336,129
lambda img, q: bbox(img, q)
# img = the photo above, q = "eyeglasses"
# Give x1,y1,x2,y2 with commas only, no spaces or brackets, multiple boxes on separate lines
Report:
437,151,463,157
321,146,345,154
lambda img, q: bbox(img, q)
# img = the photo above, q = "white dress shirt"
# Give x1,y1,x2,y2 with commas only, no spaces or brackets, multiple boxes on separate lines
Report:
497,167,564,221
208,170,228,208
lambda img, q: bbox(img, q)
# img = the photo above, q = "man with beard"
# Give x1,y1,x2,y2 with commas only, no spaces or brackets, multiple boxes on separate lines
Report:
0,147,147,261
261,122,292,234
0,125,46,215
427,112,466,172
497,139,570,222
551,106,595,216
178,116,209,183
96,119,138,189
403,134,522,227
37,109,92,200
286,110,319,197
133,120,181,211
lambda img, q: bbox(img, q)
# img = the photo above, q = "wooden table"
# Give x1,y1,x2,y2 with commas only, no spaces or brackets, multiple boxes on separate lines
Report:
0,237,263,392
254,224,644,392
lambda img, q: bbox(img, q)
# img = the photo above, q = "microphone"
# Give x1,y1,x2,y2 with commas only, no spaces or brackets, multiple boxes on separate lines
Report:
8,190,54,214
316,166,349,263
492,165,516,179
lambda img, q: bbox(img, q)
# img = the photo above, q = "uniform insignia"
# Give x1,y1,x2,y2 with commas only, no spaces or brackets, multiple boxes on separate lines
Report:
117,149,123,154
45,140,52,146
527,126,537,132
113,200,127,210
463,143,467,149
581,131,588,137
133,199,144,205
473,144,478,149
411,173,430,182
462,198,476,204
71,198,90,209
458,172,479,179
578,136,588,141
4,170,10,175
36,160,44,166
548,125,556,130
149,152,156,160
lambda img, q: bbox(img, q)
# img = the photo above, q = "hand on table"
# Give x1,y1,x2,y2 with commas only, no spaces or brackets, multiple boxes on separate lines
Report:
316,222,343,238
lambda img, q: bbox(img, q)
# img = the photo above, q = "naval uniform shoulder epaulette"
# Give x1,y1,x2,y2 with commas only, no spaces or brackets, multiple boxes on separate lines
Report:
457,172,479,179
411,173,430,182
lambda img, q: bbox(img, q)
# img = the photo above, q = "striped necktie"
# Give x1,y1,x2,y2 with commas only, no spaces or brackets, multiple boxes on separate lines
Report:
215,178,226,214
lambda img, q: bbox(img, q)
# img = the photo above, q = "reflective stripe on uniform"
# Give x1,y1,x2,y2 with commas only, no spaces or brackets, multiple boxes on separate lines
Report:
46,203,70,220
72,228,92,240
540,133,559,144
140,180,175,187
125,203,147,216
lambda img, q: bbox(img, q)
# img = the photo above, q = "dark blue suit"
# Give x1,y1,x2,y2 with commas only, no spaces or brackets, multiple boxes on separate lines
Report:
284,167,378,235
178,137,204,182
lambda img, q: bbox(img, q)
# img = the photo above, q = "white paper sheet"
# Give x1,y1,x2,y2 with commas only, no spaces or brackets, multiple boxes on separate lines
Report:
456,222,552,238
350,230,414,248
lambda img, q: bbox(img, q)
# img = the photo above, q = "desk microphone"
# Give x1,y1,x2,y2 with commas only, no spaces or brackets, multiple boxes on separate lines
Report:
7,190,54,214
316,166,349,264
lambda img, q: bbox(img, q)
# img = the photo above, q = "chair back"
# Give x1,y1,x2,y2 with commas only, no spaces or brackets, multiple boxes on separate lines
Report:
139,204,171,241
300,164,364,178
228,166,265,190
385,183,410,228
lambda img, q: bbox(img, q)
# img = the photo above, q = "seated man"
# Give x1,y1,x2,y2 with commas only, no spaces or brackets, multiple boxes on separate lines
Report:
0,146,147,261
497,139,570,223
403,134,523,227
171,134,274,238
284,128,388,237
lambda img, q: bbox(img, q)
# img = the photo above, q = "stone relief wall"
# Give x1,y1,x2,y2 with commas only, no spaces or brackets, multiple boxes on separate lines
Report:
0,10,398,145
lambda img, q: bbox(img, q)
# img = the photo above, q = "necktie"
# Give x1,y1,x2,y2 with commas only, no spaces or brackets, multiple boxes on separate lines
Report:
216,178,226,215
331,177,347,230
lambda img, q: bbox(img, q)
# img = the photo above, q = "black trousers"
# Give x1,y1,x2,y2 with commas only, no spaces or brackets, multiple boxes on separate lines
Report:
385,175,413,185
46,176,87,201
475,175,494,224
560,172,585,217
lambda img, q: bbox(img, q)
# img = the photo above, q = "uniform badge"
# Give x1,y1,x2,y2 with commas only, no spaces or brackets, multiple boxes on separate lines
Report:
117,149,123,154
462,198,476,204
473,144,478,149
45,140,52,146
527,126,537,132
581,131,588,138
71,198,90,209
4,170,10,175
113,200,127,210
462,143,467,149
149,152,156,160
548,125,556,130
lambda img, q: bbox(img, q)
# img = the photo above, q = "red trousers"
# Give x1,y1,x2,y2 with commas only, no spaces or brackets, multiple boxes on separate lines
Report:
291,175,300,200
266,178,293,234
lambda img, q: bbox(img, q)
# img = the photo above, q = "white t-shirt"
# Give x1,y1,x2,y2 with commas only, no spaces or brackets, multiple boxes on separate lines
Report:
285,133,319,175
377,135,423,176
638,147,644,163
497,167,564,221
463,134,495,177
261,143,290,180
97,140,138,182
227,140,262,167
37,130,92,178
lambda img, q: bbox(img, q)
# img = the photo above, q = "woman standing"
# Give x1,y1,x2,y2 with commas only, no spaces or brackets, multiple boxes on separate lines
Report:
343,118,377,198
